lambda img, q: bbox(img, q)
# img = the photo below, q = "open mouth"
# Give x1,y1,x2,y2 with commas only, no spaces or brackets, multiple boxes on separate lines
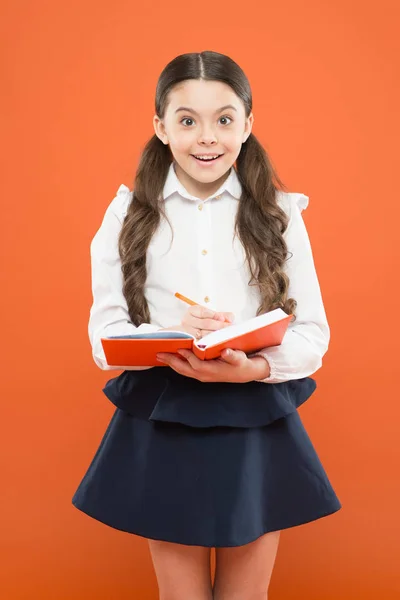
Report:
191,154,223,164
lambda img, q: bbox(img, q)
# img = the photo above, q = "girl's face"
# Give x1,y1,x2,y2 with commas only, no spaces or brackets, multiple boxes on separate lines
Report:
154,79,253,199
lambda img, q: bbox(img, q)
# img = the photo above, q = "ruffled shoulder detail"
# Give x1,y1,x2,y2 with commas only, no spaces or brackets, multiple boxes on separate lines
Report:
276,191,309,214
108,183,133,219
292,192,309,211
117,183,130,193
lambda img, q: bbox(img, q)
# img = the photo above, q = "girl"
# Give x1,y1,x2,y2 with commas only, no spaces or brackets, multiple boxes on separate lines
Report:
73,50,341,600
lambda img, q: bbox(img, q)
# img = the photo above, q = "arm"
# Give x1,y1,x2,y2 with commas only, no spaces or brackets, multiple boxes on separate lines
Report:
88,184,160,370
252,192,330,383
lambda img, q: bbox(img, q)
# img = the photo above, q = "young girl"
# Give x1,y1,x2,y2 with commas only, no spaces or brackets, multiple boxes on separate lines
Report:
73,50,341,599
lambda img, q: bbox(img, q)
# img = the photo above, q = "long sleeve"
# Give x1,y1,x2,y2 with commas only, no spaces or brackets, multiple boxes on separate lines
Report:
88,185,160,370
252,192,330,383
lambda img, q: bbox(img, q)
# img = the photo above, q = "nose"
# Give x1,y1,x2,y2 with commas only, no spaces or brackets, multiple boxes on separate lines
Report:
198,127,218,145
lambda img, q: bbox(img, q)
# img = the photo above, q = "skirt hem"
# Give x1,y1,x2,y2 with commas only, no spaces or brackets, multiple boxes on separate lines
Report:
72,498,342,548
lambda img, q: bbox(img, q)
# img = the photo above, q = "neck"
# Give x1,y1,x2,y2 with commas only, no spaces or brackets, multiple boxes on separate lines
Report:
173,162,231,200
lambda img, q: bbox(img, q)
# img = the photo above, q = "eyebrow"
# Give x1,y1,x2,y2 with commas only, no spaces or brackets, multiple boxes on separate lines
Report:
174,104,238,116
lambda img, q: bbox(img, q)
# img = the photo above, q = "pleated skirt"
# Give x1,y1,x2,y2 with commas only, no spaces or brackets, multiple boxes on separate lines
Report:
72,369,342,547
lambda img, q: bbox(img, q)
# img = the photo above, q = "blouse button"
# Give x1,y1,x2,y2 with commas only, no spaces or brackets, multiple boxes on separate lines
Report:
198,204,203,211
201,249,208,255
215,194,222,200
204,296,210,303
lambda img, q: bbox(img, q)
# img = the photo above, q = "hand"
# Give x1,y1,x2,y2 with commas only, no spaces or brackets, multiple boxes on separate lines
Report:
156,348,271,383
160,305,235,341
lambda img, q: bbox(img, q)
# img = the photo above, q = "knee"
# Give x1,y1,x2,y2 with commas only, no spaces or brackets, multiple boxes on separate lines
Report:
213,587,270,600
161,595,212,600
214,594,268,600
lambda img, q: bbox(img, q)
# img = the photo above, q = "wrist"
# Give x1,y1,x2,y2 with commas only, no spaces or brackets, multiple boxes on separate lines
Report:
248,356,271,380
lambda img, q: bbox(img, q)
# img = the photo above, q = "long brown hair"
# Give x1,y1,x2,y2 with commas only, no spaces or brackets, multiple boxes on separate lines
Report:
119,50,297,326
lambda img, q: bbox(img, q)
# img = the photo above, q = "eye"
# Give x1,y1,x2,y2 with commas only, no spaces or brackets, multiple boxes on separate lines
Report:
180,115,233,127
219,115,233,125
181,117,195,127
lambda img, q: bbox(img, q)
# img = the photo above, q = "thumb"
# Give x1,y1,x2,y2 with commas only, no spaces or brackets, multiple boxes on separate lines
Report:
220,348,246,364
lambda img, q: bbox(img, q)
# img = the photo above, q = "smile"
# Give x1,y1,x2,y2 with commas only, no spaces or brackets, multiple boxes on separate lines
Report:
191,154,223,164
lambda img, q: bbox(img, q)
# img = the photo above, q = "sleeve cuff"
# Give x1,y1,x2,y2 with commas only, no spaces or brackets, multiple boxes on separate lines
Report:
251,351,280,383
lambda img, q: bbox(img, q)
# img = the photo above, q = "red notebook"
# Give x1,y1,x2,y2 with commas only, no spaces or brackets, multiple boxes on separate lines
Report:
100,308,292,367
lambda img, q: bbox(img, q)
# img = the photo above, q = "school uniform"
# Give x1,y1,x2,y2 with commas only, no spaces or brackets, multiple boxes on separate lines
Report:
72,162,342,547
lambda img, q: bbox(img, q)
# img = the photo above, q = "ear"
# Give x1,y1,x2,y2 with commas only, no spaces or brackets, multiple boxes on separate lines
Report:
243,112,254,143
153,115,169,145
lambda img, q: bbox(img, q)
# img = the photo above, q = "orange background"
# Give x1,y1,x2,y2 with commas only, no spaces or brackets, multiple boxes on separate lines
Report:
1,1,399,598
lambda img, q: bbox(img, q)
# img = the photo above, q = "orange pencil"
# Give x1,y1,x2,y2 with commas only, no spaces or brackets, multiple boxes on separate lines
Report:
174,292,232,322
174,292,198,306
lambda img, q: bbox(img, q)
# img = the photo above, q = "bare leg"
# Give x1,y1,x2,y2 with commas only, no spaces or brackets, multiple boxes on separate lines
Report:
148,538,213,600
213,531,281,600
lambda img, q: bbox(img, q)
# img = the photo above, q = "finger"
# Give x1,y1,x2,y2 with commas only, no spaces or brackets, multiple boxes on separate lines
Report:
191,306,235,324
185,316,229,332
181,326,204,339
219,349,248,365
157,352,191,369
221,312,235,323
157,353,200,380
189,305,221,320
177,349,205,370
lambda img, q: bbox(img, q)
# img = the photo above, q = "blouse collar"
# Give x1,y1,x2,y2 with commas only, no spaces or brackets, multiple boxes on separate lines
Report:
162,161,242,202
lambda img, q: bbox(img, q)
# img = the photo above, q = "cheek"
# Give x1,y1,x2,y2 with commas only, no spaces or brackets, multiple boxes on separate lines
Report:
173,141,193,153
168,129,195,152
225,127,244,146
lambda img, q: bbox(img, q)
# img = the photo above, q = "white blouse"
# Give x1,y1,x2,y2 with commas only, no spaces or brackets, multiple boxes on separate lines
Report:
88,162,330,383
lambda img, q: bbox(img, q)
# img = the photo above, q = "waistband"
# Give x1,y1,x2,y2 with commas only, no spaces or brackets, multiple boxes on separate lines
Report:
102,368,317,428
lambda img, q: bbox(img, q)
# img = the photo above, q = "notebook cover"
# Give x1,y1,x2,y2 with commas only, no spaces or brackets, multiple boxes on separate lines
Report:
100,337,194,367
193,314,292,360
100,314,291,367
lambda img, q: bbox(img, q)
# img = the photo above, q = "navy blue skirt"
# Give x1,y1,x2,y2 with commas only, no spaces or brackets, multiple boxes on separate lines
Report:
72,368,341,547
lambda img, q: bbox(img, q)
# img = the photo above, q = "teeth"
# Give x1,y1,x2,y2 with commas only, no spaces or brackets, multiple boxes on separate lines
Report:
194,155,220,161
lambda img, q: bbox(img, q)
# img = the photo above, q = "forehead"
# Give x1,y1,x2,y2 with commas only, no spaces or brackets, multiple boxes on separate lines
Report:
166,79,243,114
